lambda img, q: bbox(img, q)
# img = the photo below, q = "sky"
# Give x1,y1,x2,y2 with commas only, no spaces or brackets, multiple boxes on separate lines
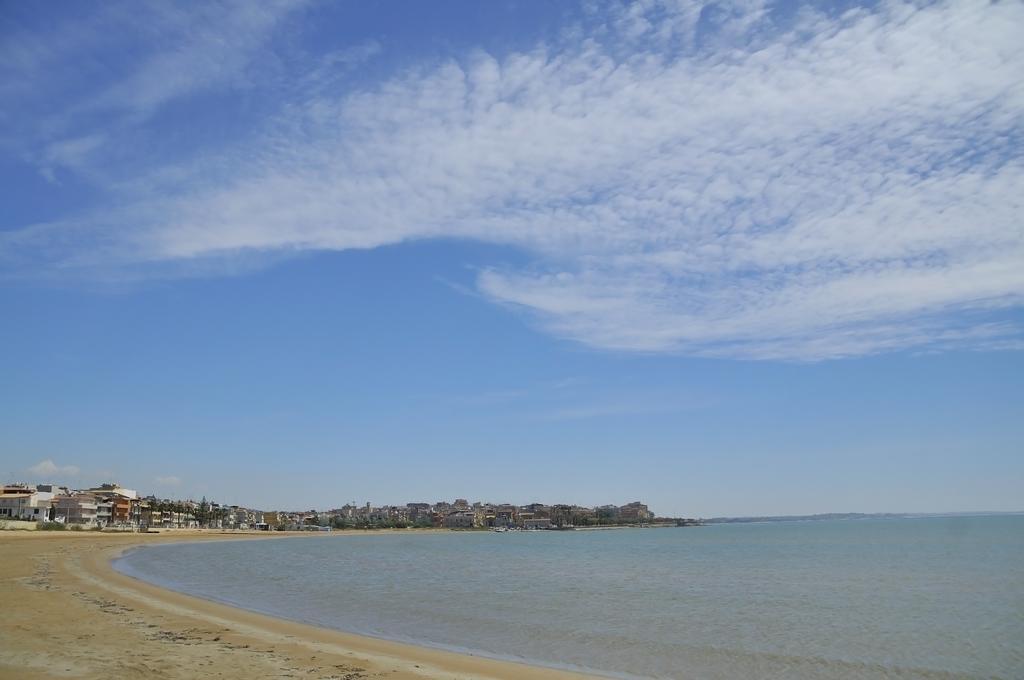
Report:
1,0,1022,517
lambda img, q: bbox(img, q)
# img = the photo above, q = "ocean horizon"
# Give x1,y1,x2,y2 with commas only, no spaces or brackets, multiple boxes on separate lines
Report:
115,515,1024,679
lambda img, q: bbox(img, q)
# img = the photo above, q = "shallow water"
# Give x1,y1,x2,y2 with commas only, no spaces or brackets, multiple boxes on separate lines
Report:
115,516,1024,679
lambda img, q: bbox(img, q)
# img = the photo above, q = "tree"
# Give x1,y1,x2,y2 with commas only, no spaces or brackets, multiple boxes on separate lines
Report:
196,496,211,527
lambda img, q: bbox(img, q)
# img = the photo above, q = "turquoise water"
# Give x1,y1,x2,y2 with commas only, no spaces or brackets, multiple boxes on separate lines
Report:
115,516,1024,679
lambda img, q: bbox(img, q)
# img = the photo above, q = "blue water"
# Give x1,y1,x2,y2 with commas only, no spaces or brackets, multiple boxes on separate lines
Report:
115,516,1024,679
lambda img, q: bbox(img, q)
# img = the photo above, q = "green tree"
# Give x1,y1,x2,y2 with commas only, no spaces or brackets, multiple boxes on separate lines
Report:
196,496,211,527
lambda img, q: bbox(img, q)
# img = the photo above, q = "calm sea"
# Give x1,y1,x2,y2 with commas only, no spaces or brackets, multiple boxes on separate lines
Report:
114,516,1024,679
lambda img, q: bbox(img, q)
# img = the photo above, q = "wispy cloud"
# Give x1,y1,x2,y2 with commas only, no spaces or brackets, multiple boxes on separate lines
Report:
84,1,304,118
38,133,108,183
155,475,182,487
3,1,1022,360
27,459,80,478
1,0,307,179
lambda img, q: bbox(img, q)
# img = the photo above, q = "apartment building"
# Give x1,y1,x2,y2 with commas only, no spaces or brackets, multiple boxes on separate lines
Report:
444,511,477,528
53,494,98,525
0,485,55,521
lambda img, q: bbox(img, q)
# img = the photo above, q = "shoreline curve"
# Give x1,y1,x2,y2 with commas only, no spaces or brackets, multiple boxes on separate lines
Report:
0,531,599,680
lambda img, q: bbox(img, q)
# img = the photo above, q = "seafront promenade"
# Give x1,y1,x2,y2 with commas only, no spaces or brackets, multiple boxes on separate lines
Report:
0,531,595,680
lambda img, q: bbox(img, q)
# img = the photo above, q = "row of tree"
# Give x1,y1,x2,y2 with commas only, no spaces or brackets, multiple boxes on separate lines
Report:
148,496,227,526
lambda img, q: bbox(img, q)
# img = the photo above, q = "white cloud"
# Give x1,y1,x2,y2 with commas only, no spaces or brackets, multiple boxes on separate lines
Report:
27,459,80,478
37,133,108,183
84,0,305,117
4,0,1023,360
155,475,182,487
1,0,307,179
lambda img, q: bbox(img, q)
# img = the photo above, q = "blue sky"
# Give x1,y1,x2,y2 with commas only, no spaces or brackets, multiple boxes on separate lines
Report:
1,0,1022,516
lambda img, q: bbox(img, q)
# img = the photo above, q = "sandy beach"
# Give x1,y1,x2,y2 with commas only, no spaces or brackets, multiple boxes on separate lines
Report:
0,531,597,680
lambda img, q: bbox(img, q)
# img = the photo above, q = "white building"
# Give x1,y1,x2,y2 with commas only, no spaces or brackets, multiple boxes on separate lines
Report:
0,493,49,521
0,485,55,521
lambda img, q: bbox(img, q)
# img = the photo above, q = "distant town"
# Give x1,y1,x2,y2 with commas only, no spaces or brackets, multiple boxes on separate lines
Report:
0,480,702,531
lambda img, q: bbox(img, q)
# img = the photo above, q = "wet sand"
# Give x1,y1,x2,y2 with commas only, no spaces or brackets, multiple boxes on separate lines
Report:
0,531,597,680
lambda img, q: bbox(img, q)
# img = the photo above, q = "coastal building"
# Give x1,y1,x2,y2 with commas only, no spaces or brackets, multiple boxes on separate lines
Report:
24,484,60,503
493,505,517,527
84,483,138,500
523,503,552,518
95,499,113,527
618,502,652,522
3,475,661,533
0,493,47,521
53,494,98,525
0,485,55,521
444,511,477,528
78,483,143,527
108,496,132,525
406,503,431,521
1,483,35,496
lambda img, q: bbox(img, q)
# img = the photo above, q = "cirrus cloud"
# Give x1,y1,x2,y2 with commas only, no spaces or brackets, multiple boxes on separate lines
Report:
3,0,1022,360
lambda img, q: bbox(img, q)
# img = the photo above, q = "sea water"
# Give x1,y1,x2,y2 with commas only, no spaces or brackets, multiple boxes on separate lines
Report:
114,515,1024,679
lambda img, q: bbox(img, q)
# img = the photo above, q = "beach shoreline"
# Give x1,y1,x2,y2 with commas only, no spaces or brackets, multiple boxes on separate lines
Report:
0,530,599,680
